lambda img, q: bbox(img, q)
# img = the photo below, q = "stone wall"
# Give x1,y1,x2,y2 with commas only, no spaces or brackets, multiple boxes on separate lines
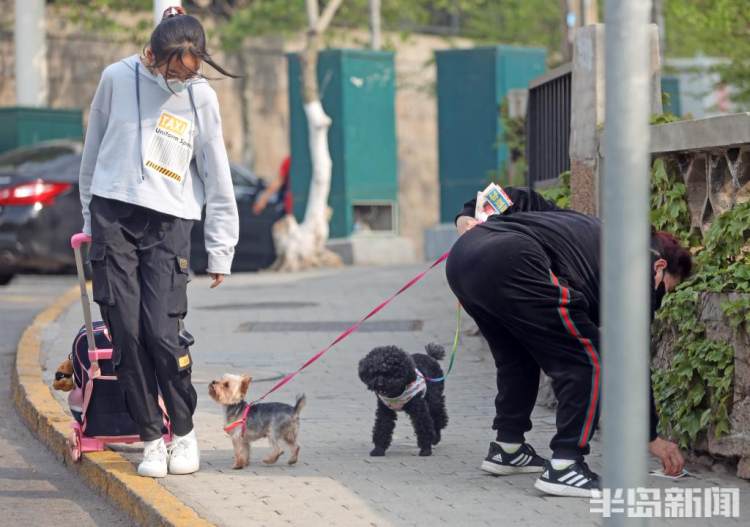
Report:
649,114,750,479
0,6,475,257
650,114,750,233
653,292,750,479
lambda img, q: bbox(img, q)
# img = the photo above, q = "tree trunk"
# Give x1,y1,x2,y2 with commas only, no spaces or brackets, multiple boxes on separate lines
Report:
369,0,382,51
235,49,255,170
271,13,342,272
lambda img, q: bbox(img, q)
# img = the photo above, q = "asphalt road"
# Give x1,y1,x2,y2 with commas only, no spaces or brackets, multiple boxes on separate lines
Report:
0,275,132,526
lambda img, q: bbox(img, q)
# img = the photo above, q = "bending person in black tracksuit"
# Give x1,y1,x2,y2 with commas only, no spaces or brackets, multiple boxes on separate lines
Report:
445,187,691,497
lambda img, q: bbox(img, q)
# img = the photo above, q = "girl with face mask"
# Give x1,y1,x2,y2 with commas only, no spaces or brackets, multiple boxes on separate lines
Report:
78,6,239,478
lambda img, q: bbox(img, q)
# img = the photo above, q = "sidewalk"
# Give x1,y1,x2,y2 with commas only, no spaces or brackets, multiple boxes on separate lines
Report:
42,264,749,526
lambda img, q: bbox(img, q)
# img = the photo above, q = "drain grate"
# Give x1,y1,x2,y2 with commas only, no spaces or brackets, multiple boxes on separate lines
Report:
196,301,318,311
237,320,423,333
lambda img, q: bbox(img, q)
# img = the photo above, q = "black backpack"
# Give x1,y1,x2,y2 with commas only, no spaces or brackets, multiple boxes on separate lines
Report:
70,321,141,437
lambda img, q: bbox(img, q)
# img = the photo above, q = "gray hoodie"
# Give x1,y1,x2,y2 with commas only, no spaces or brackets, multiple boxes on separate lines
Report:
79,55,239,275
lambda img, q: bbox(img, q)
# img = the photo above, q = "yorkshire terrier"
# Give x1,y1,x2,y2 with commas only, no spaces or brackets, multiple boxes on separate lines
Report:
358,344,449,457
208,374,305,469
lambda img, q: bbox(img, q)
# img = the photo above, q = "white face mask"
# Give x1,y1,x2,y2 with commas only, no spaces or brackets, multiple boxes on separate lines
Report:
156,74,188,94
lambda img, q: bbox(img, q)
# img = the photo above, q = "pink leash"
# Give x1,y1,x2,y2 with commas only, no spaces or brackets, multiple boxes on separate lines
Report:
224,251,451,434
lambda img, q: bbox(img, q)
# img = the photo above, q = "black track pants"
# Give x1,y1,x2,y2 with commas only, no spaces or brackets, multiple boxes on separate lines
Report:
89,196,197,441
446,225,601,461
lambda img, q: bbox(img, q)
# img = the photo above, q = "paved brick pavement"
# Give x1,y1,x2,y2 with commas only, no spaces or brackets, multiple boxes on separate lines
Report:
43,265,749,526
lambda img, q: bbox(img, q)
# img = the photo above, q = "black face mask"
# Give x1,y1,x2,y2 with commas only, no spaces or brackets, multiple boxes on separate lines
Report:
651,278,667,317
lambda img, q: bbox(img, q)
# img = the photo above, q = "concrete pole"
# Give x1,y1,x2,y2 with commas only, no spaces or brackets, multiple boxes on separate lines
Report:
560,0,575,61
154,0,182,27
651,0,666,63
370,0,382,51
581,0,598,25
602,1,651,525
14,0,48,106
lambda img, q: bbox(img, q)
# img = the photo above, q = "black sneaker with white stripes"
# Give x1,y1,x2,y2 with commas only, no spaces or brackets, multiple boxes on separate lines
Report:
480,441,546,475
534,460,601,497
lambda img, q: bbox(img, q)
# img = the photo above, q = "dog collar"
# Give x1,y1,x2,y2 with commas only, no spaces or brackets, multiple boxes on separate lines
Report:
377,369,427,411
224,402,253,435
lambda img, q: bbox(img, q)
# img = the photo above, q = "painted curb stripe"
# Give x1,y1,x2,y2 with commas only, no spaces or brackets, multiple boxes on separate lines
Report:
11,284,213,527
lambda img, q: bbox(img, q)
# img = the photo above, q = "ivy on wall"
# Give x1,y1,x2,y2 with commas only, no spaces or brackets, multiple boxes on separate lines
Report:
651,157,750,448
538,170,571,208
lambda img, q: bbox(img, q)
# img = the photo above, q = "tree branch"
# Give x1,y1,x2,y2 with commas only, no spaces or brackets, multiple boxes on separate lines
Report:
316,0,344,34
305,0,319,29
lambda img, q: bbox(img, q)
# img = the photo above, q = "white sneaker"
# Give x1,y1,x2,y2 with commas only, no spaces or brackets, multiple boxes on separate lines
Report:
137,438,168,478
168,429,200,475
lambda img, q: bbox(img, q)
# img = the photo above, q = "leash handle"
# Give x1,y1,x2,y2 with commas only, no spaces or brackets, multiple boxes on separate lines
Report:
247,251,452,408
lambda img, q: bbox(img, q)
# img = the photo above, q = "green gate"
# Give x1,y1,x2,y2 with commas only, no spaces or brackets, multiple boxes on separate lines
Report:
287,49,398,238
0,107,83,154
436,46,546,222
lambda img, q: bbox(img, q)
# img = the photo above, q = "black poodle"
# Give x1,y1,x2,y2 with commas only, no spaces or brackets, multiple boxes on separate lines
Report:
358,344,449,457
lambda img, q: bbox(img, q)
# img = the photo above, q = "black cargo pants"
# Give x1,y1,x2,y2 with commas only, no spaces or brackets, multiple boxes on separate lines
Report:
89,196,197,441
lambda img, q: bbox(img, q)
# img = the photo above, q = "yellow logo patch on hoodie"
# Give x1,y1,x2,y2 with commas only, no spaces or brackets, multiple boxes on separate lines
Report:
144,110,193,183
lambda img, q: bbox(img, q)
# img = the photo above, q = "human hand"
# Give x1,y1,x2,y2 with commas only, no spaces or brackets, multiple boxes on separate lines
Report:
209,273,225,289
252,192,270,215
456,216,479,235
649,437,685,476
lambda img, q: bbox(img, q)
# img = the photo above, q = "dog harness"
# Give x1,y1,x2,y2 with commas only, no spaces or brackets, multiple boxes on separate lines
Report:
378,369,427,411
224,402,252,435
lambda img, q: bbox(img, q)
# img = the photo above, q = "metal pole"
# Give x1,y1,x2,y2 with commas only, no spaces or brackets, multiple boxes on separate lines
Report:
369,0,382,51
14,0,48,106
602,1,652,526
154,0,182,27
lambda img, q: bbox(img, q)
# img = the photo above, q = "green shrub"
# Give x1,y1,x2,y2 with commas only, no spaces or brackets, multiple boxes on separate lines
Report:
538,171,571,209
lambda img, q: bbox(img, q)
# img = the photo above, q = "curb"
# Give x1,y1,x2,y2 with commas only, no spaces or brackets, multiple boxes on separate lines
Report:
11,284,214,527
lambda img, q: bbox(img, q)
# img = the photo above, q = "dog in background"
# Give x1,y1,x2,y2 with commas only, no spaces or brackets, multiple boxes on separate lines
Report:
358,344,449,457
208,374,305,469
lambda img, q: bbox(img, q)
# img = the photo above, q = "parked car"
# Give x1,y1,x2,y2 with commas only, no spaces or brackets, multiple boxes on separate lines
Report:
0,141,284,285
190,164,284,274
0,141,84,284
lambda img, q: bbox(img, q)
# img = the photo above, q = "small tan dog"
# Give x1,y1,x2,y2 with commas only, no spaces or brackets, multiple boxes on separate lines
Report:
52,357,76,391
208,374,305,469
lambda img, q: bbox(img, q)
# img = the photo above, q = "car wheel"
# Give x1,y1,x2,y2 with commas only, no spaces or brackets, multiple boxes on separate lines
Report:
0,273,15,286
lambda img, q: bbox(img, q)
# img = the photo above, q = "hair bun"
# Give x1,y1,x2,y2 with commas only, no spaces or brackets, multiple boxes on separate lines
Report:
162,6,186,20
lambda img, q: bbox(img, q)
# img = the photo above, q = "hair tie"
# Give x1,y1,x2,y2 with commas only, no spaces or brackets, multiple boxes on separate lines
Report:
162,6,186,20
